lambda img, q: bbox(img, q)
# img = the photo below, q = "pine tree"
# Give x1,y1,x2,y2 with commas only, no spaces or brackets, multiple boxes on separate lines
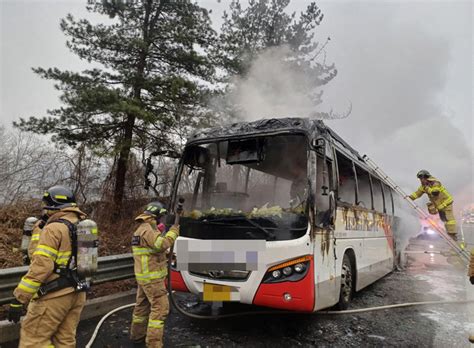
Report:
14,0,217,213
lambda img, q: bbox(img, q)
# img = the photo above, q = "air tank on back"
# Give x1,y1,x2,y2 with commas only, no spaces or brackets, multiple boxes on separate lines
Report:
76,219,99,279
21,217,38,255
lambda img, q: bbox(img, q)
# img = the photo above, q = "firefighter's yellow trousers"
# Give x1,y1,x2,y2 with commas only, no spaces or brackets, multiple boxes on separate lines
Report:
438,203,457,240
19,291,86,348
130,281,169,347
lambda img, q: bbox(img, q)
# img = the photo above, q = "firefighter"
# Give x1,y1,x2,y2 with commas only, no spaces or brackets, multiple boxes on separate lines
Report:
130,201,179,347
7,185,88,347
469,248,474,343
409,170,457,240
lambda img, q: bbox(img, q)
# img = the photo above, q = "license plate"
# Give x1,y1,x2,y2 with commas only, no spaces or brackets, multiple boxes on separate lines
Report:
203,283,233,302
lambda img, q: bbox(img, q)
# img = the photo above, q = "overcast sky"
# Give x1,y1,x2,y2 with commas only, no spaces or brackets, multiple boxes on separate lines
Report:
0,0,472,208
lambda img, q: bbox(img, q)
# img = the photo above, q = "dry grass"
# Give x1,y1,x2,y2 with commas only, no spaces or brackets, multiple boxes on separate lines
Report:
0,198,155,268
0,201,42,268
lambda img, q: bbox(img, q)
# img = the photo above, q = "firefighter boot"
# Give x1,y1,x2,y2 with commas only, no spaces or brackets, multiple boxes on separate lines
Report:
469,334,474,343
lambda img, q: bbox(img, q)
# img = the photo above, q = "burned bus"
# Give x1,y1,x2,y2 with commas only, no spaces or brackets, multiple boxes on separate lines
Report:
169,118,400,311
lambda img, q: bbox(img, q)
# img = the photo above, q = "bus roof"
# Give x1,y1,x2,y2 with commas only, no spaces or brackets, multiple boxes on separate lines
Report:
187,117,363,159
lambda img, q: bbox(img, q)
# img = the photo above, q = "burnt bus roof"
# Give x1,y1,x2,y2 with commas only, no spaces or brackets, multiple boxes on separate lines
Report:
186,117,393,197
188,117,363,160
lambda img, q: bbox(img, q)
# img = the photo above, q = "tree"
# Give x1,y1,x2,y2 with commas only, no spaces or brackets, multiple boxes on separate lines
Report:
14,0,217,213
214,0,337,117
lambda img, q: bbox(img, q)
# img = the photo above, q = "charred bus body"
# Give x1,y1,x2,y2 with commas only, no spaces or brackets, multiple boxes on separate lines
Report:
169,118,401,311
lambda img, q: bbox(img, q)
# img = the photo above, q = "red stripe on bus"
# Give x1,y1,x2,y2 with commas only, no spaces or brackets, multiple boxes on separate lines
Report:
170,270,190,292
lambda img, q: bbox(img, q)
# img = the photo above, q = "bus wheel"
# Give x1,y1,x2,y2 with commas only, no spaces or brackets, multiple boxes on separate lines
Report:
336,254,353,310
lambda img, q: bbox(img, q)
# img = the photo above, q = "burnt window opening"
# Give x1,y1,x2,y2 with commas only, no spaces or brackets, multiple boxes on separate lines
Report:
355,165,373,210
174,134,309,241
336,151,356,205
371,175,384,213
383,184,394,215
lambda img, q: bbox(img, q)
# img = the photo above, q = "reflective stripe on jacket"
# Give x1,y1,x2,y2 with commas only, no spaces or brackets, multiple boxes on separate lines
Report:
132,214,179,285
409,176,453,210
13,207,87,304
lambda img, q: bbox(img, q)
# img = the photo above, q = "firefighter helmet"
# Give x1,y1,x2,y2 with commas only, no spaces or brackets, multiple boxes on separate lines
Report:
416,170,431,179
144,201,167,217
42,185,77,210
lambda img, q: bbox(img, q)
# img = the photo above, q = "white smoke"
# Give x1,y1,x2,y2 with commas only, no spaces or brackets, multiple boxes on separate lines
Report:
213,1,472,222
322,2,473,216
220,45,340,121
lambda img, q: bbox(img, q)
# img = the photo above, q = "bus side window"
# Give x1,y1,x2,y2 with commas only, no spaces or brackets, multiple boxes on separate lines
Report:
336,151,356,205
371,176,384,213
355,165,373,210
383,184,394,215
391,189,395,215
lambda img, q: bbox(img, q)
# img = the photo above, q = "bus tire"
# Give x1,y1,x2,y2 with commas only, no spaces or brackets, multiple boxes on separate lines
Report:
336,253,353,310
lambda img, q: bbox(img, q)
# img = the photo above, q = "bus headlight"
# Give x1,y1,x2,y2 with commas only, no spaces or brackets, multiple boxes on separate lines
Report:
294,263,305,273
262,255,311,283
271,270,282,279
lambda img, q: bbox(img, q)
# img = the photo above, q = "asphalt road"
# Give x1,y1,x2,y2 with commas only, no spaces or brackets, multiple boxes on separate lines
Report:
75,234,473,348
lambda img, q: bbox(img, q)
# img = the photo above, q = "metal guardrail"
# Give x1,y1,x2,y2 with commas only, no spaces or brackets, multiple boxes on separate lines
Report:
0,253,134,305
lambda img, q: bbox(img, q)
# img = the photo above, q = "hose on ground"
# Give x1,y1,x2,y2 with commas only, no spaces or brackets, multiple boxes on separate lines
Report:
85,293,474,347
85,303,135,348
85,244,474,346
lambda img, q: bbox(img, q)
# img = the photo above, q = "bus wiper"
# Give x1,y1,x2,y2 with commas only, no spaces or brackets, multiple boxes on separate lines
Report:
204,216,276,240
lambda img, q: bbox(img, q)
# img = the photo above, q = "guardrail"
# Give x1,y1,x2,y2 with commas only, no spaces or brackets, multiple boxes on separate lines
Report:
0,253,134,305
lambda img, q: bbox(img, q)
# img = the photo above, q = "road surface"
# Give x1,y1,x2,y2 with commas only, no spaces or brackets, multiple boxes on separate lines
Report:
74,234,473,348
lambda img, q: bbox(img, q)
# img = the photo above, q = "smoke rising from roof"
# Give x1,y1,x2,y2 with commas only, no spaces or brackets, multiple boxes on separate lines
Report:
220,45,345,121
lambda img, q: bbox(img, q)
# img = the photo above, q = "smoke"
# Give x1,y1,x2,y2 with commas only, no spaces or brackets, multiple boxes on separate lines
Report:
212,1,472,223
320,2,473,217
215,45,343,121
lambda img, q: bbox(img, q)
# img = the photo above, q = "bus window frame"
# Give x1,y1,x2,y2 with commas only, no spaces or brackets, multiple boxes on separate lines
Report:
354,164,374,211
334,150,357,206
382,184,394,215
390,188,395,215
370,174,385,214
380,180,387,214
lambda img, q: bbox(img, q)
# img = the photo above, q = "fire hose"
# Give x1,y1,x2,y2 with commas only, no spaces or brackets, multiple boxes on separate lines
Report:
85,198,474,347
86,245,474,347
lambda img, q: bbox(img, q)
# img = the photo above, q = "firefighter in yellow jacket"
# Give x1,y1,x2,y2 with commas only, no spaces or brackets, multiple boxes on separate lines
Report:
7,185,87,347
409,170,457,240
469,248,474,343
130,201,179,347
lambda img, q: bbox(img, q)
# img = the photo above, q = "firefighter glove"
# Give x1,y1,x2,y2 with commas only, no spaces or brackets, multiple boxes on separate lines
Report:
7,299,23,323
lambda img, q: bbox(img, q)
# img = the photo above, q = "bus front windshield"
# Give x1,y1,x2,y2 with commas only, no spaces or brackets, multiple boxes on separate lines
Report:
174,134,309,241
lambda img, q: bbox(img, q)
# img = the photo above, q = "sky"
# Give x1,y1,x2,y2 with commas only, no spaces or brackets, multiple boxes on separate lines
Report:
0,0,472,210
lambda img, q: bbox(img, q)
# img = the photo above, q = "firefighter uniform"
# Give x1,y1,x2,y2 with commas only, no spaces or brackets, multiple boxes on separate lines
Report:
13,206,87,348
409,176,456,238
130,212,179,347
27,219,45,260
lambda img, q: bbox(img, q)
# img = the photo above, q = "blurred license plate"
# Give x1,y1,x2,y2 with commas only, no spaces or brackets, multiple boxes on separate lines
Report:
203,283,233,302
